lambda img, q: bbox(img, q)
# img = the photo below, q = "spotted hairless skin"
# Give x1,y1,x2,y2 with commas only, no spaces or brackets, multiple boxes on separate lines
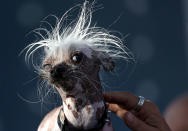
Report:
37,43,114,131
23,1,128,130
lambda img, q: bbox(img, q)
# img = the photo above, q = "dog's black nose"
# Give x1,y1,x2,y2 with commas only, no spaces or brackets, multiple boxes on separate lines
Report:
50,63,68,79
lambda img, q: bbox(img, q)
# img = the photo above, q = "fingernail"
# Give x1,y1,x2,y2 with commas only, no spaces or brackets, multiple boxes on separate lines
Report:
126,112,134,122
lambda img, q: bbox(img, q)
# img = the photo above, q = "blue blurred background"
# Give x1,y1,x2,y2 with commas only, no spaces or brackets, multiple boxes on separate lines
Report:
0,0,187,130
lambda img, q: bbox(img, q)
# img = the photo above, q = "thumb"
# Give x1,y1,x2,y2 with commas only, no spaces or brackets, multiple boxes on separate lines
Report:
124,112,155,131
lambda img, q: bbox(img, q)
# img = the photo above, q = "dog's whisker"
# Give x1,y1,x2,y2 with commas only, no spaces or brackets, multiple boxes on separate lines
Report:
17,93,41,104
22,75,40,86
20,1,131,130
67,70,100,92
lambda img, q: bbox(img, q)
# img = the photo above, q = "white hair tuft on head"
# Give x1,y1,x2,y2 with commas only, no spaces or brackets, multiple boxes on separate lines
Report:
21,0,132,65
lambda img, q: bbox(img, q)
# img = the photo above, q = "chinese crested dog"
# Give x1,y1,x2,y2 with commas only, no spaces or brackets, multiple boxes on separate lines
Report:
22,1,130,131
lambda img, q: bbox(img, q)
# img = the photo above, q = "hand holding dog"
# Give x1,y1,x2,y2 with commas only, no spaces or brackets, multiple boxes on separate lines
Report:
104,92,171,131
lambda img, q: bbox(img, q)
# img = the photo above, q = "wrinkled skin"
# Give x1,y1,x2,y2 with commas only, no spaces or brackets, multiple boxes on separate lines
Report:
38,106,114,131
38,43,115,131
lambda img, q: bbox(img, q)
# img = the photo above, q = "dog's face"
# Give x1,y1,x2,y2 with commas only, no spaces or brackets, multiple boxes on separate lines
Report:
40,42,115,93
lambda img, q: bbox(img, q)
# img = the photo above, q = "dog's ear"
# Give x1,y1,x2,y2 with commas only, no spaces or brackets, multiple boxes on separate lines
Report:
96,52,115,72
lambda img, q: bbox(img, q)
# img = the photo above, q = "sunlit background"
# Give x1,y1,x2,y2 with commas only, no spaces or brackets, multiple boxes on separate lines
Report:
0,0,187,130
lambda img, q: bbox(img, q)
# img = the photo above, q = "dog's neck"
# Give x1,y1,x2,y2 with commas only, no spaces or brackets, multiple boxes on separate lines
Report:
56,77,105,130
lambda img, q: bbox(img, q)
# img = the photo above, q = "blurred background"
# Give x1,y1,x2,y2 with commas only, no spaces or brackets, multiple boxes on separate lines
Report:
0,0,187,130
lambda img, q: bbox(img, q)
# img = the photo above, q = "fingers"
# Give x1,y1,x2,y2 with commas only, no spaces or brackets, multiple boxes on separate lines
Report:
107,104,128,119
107,104,159,131
104,92,160,116
124,112,157,131
107,104,125,113
104,92,162,124
104,92,139,110
104,92,171,131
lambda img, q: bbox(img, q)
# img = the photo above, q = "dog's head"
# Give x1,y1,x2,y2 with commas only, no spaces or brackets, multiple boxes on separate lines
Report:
40,41,115,93
22,1,130,96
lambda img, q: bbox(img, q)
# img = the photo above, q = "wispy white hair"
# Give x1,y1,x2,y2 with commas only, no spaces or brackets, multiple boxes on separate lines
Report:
21,0,131,65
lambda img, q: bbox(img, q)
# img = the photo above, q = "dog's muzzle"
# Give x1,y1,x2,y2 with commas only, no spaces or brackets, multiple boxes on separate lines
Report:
50,63,68,80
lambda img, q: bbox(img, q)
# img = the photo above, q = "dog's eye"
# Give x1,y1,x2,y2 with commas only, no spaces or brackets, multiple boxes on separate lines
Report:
43,64,52,71
71,52,83,64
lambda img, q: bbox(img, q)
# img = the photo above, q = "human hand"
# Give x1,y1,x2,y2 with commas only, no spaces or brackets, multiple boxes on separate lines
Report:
104,92,171,131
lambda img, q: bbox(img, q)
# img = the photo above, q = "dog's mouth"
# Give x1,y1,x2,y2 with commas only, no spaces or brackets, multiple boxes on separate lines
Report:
49,69,83,91
40,62,101,94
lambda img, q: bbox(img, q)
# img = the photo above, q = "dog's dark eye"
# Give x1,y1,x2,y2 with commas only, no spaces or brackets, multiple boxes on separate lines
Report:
71,52,83,64
43,64,52,71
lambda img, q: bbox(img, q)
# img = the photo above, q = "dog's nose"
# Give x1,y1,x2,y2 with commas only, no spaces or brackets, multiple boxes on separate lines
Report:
50,63,68,79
